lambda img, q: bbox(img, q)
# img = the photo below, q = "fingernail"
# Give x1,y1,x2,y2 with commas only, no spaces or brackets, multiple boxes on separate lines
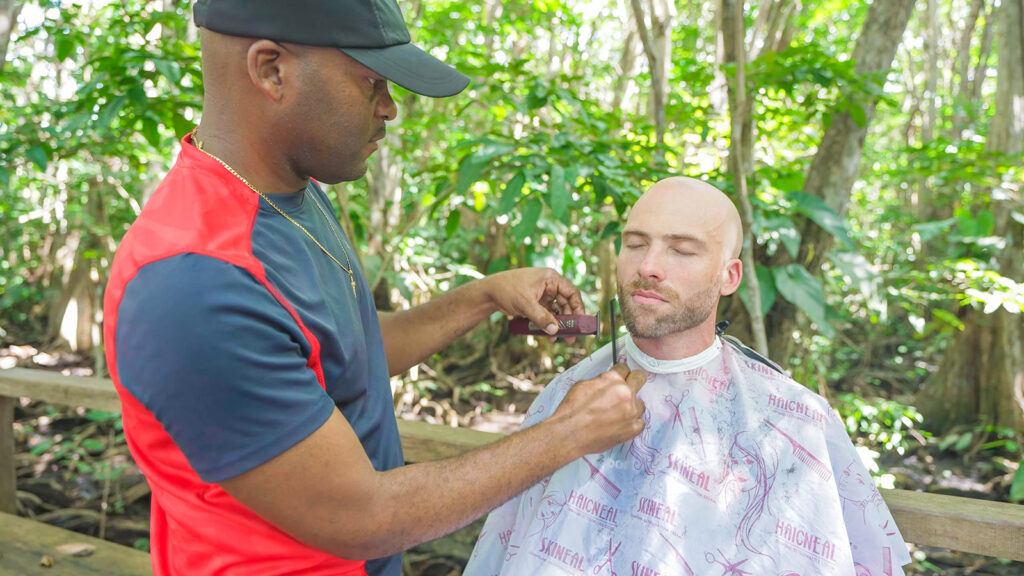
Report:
545,323,558,334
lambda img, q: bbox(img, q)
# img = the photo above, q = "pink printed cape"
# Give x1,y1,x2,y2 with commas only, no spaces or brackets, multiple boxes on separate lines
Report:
464,336,911,576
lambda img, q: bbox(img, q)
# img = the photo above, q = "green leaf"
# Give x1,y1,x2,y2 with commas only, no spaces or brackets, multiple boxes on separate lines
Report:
141,116,161,147
976,209,994,236
0,166,9,188
499,172,525,214
954,432,973,452
599,220,621,240
97,94,128,129
760,214,801,258
749,264,777,315
85,410,120,422
55,32,76,61
547,165,569,221
456,143,513,196
171,113,193,138
848,102,867,127
154,59,183,84
932,309,965,331
445,207,461,238
1008,466,1024,502
30,439,55,455
512,197,542,244
789,191,853,249
128,84,148,107
81,439,106,452
26,146,48,170
913,218,957,243
772,264,834,337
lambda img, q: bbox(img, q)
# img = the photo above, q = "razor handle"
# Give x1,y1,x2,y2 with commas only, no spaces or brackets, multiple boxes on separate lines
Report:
508,314,600,336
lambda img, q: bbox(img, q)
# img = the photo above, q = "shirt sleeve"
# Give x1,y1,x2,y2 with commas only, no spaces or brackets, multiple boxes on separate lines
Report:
114,253,336,483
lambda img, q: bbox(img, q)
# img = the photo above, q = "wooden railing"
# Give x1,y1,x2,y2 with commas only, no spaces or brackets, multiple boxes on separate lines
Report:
2,367,1024,562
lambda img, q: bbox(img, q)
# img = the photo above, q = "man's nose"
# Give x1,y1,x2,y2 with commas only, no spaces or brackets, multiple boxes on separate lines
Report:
637,249,666,281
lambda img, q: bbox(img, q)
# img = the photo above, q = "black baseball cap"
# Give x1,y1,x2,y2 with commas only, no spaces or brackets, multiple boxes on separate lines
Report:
193,0,470,98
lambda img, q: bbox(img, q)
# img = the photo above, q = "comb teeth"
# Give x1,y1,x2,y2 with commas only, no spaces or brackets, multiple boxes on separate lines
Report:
583,456,622,499
765,419,833,481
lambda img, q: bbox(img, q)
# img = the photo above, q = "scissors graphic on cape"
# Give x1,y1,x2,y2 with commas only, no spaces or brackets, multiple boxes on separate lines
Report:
593,539,621,575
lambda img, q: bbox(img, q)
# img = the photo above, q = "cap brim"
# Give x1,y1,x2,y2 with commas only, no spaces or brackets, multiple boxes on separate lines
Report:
341,43,469,98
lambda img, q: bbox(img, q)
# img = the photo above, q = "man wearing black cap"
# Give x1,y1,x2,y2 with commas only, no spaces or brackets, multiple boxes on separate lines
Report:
102,1,648,575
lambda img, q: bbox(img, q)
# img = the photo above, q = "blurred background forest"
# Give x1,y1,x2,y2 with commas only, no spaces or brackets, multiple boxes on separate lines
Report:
1,0,1022,574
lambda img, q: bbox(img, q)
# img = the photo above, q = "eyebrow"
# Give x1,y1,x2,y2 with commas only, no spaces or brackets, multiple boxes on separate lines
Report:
622,230,708,249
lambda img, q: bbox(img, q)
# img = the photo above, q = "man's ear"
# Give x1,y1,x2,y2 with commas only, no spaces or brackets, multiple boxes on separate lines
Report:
246,39,287,102
719,258,743,296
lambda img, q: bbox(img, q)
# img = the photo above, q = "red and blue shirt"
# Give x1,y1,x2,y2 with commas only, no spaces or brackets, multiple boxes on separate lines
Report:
104,134,402,575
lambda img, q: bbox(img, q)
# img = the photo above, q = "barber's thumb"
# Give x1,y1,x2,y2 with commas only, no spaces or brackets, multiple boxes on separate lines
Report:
526,304,558,335
609,363,630,379
625,369,648,392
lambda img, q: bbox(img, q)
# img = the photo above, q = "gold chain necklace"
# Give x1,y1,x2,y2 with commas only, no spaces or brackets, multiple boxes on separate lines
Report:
193,133,358,299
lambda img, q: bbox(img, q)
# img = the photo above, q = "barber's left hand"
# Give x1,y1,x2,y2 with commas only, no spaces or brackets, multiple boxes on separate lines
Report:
483,268,585,338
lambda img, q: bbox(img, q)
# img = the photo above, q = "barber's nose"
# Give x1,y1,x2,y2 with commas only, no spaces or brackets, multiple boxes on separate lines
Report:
378,83,398,121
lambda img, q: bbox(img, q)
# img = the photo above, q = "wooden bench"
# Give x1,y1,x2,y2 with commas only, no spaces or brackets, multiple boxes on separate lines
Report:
2,367,1024,573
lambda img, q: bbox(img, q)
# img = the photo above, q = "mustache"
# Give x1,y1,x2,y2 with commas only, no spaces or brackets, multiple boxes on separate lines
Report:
625,280,677,301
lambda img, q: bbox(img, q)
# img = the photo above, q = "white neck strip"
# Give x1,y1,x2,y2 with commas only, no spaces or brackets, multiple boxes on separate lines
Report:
624,335,722,374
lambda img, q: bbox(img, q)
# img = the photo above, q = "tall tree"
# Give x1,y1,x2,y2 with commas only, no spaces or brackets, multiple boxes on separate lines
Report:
721,0,769,354
924,0,1024,431
0,0,21,72
765,0,918,361
628,0,675,143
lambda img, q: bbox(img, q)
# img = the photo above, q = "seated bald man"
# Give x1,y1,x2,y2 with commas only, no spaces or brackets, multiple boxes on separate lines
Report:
464,177,911,576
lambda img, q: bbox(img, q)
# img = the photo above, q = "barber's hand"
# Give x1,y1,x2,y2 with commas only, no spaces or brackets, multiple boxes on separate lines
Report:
483,268,585,336
550,364,647,457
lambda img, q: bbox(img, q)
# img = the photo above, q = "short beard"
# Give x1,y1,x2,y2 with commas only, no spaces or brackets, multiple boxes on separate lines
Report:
617,278,720,339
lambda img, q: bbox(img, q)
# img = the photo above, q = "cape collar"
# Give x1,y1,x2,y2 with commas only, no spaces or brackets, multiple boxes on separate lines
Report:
624,334,722,374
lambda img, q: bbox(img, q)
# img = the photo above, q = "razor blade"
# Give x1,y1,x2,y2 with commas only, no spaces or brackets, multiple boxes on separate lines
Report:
508,314,600,336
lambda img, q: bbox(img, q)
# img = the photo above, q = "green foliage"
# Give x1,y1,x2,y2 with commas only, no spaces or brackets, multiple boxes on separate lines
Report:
1,0,201,336
836,393,926,455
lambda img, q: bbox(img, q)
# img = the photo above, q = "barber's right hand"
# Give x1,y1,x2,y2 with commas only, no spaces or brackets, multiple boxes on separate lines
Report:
550,363,647,457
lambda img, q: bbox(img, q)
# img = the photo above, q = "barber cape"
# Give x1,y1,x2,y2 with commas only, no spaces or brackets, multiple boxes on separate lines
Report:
465,336,910,576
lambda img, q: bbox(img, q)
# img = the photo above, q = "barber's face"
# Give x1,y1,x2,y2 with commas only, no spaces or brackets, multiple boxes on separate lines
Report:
287,48,397,183
616,186,728,340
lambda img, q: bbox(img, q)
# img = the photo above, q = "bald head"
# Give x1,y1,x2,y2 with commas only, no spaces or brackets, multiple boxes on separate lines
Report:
629,177,743,261
616,177,744,355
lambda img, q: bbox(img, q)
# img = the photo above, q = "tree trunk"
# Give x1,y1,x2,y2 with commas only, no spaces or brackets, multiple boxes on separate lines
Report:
0,0,22,73
366,142,403,311
952,0,986,135
628,0,675,144
721,0,768,355
924,0,1024,432
765,0,917,362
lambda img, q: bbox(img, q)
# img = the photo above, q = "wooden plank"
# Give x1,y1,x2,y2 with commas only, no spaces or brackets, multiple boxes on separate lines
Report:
882,488,1024,561
0,397,15,514
0,368,120,413
398,419,501,462
0,511,152,575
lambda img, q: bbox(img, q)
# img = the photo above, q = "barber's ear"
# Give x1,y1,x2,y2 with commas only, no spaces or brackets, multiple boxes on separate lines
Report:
720,258,743,296
247,40,287,102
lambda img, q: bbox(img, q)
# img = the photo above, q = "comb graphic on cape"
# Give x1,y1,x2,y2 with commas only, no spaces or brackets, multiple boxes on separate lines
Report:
765,419,833,481
581,455,621,499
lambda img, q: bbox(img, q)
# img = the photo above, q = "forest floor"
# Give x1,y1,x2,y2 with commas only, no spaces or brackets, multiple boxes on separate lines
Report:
5,343,1023,576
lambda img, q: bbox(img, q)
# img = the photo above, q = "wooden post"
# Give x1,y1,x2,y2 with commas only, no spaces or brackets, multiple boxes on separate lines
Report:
0,395,17,514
